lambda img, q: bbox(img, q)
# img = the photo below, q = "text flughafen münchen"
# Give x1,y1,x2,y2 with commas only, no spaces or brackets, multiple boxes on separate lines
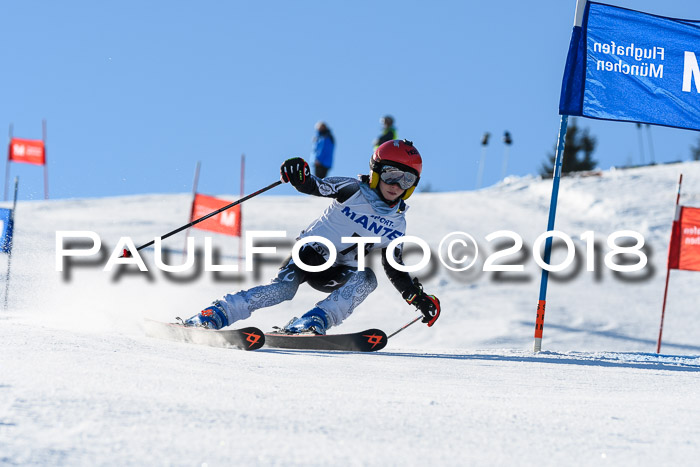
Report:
593,41,664,78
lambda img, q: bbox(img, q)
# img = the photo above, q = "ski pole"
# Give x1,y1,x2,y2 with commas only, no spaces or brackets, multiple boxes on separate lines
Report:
387,315,422,339
127,180,282,255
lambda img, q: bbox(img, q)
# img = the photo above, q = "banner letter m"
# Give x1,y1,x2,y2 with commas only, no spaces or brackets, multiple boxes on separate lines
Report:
220,211,236,227
683,51,700,92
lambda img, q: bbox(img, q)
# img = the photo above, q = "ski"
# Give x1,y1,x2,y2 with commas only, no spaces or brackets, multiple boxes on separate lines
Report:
143,319,265,351
264,328,388,352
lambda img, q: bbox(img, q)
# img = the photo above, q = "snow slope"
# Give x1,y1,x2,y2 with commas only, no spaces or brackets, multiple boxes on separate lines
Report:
2,162,700,465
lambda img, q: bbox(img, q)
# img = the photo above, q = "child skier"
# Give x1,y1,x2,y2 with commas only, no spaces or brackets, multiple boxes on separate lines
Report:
183,139,440,334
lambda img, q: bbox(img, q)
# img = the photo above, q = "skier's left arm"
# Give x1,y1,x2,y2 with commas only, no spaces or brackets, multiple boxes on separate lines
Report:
381,246,441,327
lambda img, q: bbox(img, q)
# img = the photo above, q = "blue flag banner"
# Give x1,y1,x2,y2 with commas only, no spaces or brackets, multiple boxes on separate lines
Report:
560,2,700,131
0,208,14,254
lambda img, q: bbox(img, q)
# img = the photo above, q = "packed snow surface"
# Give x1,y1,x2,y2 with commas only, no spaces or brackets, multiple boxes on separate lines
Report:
2,162,700,465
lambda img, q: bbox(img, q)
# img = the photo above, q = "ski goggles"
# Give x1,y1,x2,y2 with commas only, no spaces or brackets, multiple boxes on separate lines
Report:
380,166,418,190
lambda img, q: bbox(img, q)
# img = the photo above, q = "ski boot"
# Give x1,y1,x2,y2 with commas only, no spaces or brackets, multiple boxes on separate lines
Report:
180,302,229,330
282,307,330,335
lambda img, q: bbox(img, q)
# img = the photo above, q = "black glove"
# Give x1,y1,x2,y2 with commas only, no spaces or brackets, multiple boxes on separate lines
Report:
280,157,311,187
403,278,441,327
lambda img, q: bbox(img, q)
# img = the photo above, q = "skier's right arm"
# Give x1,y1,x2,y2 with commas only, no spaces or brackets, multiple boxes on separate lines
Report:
280,157,358,201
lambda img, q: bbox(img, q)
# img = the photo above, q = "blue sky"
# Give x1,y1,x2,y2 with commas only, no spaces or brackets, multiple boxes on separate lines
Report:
2,0,700,201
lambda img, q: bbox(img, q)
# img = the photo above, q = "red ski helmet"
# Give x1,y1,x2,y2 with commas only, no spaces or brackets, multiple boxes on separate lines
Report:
369,139,422,200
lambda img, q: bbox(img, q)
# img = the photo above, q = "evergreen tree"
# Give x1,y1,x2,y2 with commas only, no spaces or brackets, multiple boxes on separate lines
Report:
540,118,598,177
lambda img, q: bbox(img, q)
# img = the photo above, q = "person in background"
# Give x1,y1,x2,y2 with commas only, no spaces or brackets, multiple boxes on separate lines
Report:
373,115,397,149
312,121,335,178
